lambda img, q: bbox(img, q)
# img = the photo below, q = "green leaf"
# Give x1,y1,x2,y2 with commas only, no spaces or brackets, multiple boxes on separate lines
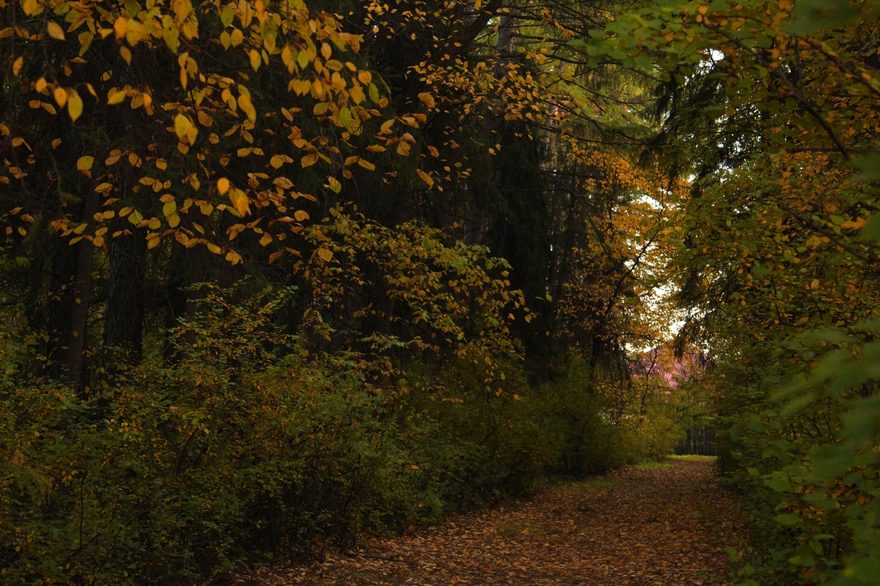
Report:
853,153,880,181
780,392,817,417
765,473,792,492
783,0,859,35
861,214,880,243
773,513,802,527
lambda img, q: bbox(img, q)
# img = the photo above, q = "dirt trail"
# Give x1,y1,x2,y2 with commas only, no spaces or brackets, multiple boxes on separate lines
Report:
241,457,741,585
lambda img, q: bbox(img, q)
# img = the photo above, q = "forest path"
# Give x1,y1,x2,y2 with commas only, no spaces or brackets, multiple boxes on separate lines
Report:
241,457,741,585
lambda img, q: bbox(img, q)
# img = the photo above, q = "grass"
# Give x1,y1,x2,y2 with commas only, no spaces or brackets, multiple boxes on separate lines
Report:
637,453,718,468
542,473,621,491
635,460,669,469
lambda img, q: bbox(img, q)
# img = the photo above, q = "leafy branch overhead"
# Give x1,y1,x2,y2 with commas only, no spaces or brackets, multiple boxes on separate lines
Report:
2,0,446,264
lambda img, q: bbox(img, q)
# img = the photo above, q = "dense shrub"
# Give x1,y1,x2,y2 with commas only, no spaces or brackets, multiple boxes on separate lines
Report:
717,322,880,585
0,223,677,583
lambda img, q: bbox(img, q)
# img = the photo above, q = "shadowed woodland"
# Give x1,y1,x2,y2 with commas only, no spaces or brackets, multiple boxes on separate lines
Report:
1,0,878,584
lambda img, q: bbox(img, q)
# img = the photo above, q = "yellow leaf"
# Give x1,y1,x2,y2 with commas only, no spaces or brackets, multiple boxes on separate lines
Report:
47,21,65,40
217,177,230,195
12,56,24,77
349,84,365,104
249,49,261,71
229,187,250,217
53,87,68,107
273,177,293,189
22,0,41,16
107,88,126,105
294,210,309,222
841,217,866,230
114,17,128,39
290,79,311,95
162,200,177,218
174,113,196,143
301,153,318,168
417,92,435,109
379,119,395,134
327,176,341,193
67,92,83,122
416,168,434,188
281,44,294,69
196,110,213,127
339,106,353,128
296,49,310,70
807,235,825,248
316,247,333,262
35,77,48,93
76,156,94,172
312,79,325,99
237,93,256,122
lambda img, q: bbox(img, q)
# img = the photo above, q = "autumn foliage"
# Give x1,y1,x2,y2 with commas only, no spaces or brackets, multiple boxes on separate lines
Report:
1,0,878,584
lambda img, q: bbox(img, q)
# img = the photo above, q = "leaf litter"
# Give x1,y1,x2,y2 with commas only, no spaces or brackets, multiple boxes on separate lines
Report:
234,458,741,585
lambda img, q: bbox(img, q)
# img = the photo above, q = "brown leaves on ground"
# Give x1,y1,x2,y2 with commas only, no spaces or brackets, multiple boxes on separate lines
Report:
237,457,741,585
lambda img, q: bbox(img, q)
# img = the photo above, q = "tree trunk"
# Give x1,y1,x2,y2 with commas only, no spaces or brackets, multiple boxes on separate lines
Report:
163,245,208,361
497,8,520,58
104,231,146,361
65,191,98,391
43,237,76,379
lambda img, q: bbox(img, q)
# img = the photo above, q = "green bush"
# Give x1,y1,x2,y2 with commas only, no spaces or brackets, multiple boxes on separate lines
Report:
1,270,677,584
716,322,880,585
